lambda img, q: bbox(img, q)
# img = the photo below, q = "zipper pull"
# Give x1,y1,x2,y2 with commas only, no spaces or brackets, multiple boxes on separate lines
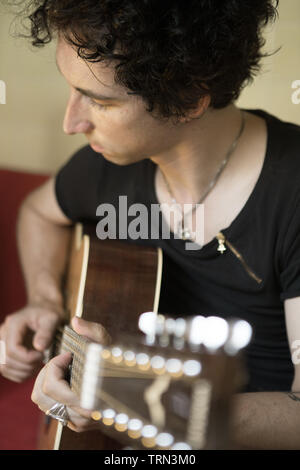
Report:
216,232,227,254
215,231,262,284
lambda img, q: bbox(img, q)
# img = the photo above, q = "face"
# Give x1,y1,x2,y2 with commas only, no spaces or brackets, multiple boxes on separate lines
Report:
56,38,184,165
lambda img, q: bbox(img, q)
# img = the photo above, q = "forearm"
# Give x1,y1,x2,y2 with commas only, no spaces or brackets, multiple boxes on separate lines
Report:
17,196,72,311
231,390,300,449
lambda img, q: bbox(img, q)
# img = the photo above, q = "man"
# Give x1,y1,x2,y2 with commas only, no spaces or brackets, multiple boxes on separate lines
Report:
1,0,300,449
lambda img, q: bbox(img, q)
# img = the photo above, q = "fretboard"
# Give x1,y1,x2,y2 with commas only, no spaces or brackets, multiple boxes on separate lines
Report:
54,325,90,396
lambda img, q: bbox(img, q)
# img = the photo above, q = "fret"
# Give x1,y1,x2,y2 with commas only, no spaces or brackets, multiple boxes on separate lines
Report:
52,325,91,392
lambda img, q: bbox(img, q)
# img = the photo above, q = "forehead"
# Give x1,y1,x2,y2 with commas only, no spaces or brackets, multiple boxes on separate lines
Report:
55,38,128,98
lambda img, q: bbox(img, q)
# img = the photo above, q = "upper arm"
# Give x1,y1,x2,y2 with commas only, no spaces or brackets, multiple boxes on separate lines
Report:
284,297,300,391
23,176,73,226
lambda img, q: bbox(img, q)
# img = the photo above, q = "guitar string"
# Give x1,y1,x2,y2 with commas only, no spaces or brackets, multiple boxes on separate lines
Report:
53,329,87,391
53,331,156,389
54,332,180,392
56,334,188,381
53,328,195,396
59,341,178,382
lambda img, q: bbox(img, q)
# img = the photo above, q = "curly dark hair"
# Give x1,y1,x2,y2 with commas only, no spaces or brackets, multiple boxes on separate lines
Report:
17,0,279,120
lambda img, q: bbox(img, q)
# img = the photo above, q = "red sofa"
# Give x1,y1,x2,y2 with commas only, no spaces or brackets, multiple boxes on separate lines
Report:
0,168,49,450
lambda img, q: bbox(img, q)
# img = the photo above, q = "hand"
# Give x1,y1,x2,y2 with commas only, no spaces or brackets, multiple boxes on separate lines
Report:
0,304,64,383
31,316,110,432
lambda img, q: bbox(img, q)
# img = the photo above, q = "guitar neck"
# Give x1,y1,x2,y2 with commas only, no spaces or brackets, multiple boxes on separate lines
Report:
52,324,200,450
51,318,247,451
53,325,91,396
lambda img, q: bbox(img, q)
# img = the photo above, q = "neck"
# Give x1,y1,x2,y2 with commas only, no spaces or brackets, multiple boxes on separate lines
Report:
151,104,246,205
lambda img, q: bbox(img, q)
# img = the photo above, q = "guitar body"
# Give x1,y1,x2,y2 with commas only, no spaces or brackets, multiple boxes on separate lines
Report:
38,224,162,450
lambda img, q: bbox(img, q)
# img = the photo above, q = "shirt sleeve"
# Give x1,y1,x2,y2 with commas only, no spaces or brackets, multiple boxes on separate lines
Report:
280,192,300,301
55,145,105,222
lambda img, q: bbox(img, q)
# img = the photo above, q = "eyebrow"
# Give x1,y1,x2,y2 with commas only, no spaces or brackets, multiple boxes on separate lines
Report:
75,86,118,102
55,57,119,102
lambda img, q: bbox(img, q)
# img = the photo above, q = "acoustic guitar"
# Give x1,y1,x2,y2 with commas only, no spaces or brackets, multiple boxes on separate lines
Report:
38,224,251,450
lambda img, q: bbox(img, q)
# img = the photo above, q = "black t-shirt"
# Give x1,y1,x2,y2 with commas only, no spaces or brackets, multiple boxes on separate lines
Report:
55,108,300,393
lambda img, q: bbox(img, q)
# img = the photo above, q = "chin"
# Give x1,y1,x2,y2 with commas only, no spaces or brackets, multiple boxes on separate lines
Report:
101,152,143,166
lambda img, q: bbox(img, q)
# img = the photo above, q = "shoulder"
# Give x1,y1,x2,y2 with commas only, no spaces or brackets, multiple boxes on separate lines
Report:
248,109,300,198
249,109,300,168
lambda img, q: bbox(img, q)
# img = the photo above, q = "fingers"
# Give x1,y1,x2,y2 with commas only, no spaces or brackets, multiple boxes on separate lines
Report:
31,353,96,431
32,310,62,351
0,306,63,383
0,355,42,382
1,367,40,383
41,353,85,410
2,355,41,373
66,416,100,433
1,316,42,382
32,352,76,406
47,354,94,418
71,317,111,345
3,315,43,363
43,355,91,419
0,365,29,383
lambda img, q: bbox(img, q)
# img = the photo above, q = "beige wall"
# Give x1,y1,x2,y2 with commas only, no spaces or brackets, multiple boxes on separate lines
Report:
238,0,300,124
0,1,299,174
0,9,86,174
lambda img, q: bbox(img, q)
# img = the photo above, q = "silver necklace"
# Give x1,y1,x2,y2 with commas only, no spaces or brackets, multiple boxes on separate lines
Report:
161,110,246,241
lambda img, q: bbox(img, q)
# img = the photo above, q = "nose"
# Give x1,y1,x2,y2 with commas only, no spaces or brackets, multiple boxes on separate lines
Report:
63,90,94,135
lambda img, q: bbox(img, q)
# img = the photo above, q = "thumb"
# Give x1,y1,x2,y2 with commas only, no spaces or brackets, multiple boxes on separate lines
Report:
51,351,73,374
45,352,81,407
71,317,111,345
33,312,61,351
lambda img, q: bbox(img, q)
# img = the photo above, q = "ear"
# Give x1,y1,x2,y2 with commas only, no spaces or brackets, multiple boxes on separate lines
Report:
180,93,211,124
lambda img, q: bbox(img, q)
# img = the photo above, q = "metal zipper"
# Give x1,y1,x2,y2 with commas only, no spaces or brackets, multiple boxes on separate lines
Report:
215,231,262,284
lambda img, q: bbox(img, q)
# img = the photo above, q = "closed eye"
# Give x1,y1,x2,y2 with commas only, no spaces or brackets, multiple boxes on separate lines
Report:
88,97,107,110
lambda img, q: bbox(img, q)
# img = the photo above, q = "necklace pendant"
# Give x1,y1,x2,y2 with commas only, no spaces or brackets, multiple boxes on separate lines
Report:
179,226,192,241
